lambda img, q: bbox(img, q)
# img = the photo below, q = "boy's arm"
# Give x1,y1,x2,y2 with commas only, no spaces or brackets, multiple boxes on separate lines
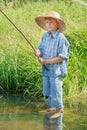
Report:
38,57,65,65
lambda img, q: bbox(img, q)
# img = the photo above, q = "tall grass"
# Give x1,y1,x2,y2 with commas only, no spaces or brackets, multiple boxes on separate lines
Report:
0,0,87,98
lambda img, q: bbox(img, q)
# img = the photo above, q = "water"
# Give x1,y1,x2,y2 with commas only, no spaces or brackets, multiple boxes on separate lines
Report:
0,94,87,130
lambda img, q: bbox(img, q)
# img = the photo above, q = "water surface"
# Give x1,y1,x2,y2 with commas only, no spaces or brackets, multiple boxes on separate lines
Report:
0,94,87,130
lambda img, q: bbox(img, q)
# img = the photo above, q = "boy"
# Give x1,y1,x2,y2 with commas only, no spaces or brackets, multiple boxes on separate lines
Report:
34,11,70,118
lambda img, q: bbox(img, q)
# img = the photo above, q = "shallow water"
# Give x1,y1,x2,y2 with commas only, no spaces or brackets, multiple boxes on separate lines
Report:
0,94,87,130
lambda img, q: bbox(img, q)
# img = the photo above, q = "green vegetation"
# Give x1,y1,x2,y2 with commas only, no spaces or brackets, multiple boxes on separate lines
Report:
0,0,87,98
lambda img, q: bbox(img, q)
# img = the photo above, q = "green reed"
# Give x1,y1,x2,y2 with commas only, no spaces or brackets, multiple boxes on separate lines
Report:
0,0,87,98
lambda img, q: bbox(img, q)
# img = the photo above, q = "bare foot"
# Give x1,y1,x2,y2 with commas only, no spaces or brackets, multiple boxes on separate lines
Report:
50,108,63,119
39,106,55,114
47,107,56,112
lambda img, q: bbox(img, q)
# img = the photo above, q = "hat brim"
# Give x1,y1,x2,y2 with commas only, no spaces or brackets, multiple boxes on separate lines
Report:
35,16,66,32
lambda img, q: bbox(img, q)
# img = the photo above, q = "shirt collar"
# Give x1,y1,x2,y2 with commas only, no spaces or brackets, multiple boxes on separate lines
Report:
48,30,60,38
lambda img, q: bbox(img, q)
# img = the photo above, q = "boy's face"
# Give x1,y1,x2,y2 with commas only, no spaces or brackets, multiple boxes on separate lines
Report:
45,18,58,33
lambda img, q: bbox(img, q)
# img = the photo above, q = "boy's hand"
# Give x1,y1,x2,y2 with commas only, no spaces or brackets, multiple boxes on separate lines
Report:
38,57,46,64
34,49,42,57
38,57,49,71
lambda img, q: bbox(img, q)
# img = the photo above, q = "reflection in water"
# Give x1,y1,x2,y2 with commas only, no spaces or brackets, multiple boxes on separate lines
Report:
43,113,63,130
0,94,87,130
0,94,43,130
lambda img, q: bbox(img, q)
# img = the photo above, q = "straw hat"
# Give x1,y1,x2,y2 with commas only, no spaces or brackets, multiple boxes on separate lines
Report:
35,11,66,32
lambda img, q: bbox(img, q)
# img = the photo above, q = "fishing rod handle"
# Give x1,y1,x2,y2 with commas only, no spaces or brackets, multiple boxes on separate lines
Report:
43,64,49,71
35,50,49,71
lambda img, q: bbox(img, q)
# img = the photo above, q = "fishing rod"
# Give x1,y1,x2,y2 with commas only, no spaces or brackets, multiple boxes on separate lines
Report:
0,8,49,71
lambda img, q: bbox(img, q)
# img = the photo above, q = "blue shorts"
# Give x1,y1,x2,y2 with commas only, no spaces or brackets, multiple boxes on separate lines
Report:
43,76,63,108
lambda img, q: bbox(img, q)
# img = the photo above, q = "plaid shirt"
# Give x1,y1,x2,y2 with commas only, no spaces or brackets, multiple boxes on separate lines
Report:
38,30,70,78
